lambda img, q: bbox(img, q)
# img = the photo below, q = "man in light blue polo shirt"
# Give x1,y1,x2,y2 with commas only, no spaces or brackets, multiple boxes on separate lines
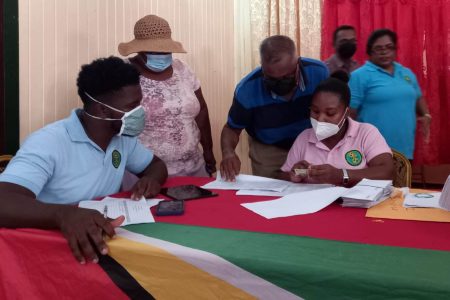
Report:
349,29,431,159
0,57,168,264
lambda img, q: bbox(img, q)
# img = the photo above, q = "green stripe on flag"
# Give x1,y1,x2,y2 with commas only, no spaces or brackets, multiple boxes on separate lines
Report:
126,223,450,299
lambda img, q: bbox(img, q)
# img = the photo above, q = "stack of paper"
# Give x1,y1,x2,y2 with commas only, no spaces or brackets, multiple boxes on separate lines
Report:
236,182,333,196
341,179,393,208
203,172,332,196
202,173,290,192
79,197,162,226
439,175,450,211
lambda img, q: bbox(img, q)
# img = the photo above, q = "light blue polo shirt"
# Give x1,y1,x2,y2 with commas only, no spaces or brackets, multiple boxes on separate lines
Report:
0,109,153,204
349,61,422,159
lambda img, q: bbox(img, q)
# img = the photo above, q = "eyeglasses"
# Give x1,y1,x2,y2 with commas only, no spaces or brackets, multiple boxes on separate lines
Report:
371,44,396,54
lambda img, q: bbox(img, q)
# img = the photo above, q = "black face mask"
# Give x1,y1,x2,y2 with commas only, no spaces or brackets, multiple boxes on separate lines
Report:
337,42,357,59
263,77,297,96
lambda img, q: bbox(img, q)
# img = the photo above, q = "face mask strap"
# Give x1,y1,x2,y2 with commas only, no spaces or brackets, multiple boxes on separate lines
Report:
337,107,349,128
84,111,122,121
84,91,125,114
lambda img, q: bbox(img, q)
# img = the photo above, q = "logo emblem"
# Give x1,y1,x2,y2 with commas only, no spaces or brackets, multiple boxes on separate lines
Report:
345,150,362,166
404,75,411,83
112,150,121,169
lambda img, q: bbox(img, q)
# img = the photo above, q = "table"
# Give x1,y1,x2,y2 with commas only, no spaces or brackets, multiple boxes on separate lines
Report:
1,176,450,299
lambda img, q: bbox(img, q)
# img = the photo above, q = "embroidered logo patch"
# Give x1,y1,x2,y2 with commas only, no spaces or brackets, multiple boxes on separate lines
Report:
404,75,411,83
345,150,362,166
112,150,121,169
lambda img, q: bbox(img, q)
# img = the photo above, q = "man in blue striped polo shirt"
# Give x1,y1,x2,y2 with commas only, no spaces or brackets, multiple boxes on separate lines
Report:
220,35,329,180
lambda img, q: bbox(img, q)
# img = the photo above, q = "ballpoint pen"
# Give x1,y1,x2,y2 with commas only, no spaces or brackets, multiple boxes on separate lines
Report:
103,205,108,219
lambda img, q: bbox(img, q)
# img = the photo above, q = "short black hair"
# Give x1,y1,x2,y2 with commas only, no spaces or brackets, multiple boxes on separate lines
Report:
77,56,140,107
333,25,355,45
312,73,350,106
366,28,397,55
259,35,296,63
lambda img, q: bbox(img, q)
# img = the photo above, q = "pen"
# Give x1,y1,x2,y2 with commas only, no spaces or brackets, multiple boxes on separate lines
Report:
103,205,108,219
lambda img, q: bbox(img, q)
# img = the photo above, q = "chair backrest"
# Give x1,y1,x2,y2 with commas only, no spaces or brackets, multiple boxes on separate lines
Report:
392,149,412,188
0,155,13,174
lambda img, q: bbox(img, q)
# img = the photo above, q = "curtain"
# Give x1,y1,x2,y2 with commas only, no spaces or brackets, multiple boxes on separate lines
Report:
321,0,450,165
235,0,322,76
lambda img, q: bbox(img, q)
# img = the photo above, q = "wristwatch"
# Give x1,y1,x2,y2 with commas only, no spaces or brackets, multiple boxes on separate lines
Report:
342,169,350,185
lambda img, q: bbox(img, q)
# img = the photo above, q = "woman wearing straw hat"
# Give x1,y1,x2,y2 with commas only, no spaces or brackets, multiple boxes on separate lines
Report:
118,15,216,177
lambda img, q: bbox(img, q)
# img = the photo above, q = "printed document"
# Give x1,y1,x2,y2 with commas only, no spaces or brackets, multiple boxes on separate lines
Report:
79,197,162,226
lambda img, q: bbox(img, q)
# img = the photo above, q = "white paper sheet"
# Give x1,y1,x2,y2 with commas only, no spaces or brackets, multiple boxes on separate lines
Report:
439,175,450,210
236,183,333,196
403,192,442,208
241,187,348,219
79,197,161,226
202,172,289,192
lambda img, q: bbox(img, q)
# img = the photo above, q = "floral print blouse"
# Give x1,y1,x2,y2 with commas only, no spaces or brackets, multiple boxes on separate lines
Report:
138,59,204,176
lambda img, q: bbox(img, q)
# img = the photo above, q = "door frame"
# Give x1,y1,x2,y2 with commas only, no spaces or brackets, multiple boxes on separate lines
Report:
0,0,19,154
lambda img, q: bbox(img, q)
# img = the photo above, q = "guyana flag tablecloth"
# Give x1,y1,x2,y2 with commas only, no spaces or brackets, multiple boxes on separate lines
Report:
1,177,450,299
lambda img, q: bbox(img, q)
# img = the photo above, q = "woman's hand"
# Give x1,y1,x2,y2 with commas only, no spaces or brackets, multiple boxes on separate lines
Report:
417,115,431,143
290,160,311,183
203,150,217,176
308,164,342,185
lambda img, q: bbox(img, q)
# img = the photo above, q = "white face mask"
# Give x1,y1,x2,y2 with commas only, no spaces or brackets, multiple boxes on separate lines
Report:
310,108,348,141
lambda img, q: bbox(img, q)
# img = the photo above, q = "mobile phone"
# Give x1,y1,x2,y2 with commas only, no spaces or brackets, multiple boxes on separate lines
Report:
161,185,218,201
155,200,184,216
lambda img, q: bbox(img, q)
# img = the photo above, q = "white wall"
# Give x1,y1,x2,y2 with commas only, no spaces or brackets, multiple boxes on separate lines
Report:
19,0,251,171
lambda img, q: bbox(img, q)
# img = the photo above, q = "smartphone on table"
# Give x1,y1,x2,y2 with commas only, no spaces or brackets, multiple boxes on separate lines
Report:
156,200,184,216
160,185,218,201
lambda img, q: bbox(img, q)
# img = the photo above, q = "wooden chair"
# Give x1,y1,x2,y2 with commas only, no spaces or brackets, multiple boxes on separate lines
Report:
0,155,13,174
392,149,412,188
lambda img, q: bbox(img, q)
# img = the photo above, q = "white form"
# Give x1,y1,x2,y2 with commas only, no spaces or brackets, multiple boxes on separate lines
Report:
241,187,348,219
237,183,333,196
202,172,289,192
403,192,442,208
79,197,161,226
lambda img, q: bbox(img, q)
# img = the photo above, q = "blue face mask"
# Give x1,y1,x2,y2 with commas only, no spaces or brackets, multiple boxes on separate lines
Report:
84,92,145,137
145,53,173,72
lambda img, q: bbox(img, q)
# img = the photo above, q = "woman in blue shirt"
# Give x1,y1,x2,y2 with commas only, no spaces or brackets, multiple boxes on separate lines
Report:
349,29,431,160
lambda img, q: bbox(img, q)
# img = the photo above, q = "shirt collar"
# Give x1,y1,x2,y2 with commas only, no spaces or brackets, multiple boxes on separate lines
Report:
365,60,402,74
65,108,92,143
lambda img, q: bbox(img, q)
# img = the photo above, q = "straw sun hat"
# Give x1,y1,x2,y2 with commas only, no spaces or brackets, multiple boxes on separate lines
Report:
118,15,186,56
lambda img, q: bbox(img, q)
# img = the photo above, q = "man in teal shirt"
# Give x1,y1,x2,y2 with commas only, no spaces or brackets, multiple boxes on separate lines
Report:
349,29,431,159
0,57,168,264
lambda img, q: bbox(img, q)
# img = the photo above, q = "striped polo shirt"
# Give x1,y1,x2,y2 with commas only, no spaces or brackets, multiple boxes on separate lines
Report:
227,57,329,150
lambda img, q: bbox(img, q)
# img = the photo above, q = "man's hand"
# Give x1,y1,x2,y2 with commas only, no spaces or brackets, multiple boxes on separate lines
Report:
417,115,431,143
131,177,162,200
308,164,342,185
203,150,217,176
57,207,124,264
290,160,311,183
220,152,241,181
